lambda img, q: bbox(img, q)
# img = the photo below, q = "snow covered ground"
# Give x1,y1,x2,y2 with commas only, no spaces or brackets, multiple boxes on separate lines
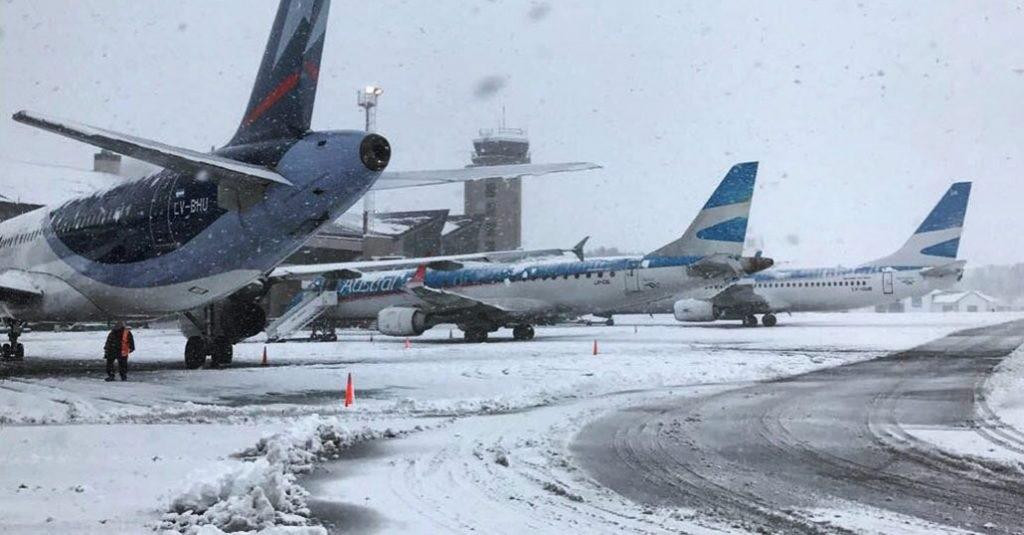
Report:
0,312,1021,534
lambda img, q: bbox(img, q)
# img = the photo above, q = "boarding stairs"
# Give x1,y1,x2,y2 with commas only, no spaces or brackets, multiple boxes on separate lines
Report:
265,289,338,341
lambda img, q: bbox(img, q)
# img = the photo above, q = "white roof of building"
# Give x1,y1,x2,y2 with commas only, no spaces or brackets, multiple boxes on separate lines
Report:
0,159,124,206
931,290,998,304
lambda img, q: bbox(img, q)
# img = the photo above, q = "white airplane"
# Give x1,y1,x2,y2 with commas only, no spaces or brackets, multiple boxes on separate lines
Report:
615,182,971,327
0,0,598,365
267,162,774,342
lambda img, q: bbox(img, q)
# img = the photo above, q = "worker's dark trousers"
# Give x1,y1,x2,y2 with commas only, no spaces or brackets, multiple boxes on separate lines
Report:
105,356,128,379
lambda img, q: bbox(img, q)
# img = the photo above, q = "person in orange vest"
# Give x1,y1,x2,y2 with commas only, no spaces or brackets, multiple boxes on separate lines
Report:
104,321,135,382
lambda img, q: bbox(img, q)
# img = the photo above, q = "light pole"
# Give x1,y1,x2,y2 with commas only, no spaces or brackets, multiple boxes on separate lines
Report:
357,85,383,132
357,86,383,234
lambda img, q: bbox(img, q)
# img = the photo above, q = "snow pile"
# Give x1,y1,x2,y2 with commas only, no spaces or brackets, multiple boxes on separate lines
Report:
160,416,404,534
985,343,1024,433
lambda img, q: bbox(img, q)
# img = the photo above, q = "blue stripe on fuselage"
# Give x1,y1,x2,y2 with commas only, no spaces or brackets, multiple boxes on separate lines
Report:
749,265,926,282
329,255,704,300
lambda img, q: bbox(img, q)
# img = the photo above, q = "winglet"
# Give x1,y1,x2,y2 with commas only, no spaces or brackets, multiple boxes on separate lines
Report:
572,236,590,262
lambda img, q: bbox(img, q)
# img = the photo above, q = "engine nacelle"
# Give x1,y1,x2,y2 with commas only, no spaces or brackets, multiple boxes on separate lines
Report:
673,299,716,322
376,307,427,336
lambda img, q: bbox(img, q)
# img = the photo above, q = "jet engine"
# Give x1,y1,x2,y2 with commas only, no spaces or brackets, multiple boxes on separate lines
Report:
673,299,716,322
377,307,427,336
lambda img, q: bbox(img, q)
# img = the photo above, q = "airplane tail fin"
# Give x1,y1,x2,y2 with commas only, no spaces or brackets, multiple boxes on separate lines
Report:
862,182,972,268
647,162,758,258
227,0,331,147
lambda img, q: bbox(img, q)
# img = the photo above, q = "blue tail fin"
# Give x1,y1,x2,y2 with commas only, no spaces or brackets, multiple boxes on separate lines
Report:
863,182,972,267
647,162,758,258
228,0,331,146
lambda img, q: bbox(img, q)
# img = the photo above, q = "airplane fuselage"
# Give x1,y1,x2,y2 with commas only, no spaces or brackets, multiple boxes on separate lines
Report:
0,131,380,322
321,255,733,328
699,265,960,315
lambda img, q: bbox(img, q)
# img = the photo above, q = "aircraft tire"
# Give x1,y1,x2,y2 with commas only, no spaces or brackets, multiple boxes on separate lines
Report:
464,329,488,343
210,338,233,368
762,314,778,327
1,343,9,358
184,337,207,369
512,325,535,341
605,318,615,326
742,315,758,327
14,343,24,359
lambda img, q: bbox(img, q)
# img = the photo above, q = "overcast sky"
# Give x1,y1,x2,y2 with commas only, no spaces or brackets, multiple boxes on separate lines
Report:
2,0,1022,266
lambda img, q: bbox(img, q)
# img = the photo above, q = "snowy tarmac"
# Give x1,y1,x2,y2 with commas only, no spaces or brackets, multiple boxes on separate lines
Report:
575,319,1024,534
1,312,1023,534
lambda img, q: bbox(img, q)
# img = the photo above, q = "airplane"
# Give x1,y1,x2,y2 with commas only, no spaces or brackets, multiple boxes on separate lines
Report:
266,162,775,342
611,182,971,327
0,0,598,365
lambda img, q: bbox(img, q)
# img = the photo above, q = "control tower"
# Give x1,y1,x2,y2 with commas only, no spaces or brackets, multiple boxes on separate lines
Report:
463,124,530,251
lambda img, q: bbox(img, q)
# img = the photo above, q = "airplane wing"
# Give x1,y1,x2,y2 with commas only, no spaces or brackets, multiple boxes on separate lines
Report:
404,266,507,316
12,111,292,188
920,260,967,278
0,270,43,303
710,281,764,307
372,162,600,190
268,243,584,281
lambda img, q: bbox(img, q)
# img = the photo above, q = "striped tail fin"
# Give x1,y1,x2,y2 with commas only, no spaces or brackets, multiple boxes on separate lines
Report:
862,182,972,268
647,162,758,258
228,0,331,147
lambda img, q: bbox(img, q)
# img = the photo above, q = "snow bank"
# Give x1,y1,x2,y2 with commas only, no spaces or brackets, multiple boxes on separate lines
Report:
159,416,409,535
985,343,1024,434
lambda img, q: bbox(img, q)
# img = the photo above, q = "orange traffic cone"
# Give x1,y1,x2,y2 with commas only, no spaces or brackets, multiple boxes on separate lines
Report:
344,373,354,407
261,346,268,367
592,340,599,356
404,338,411,349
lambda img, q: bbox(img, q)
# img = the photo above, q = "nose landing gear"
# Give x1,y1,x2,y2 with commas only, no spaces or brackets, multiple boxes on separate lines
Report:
1,319,25,360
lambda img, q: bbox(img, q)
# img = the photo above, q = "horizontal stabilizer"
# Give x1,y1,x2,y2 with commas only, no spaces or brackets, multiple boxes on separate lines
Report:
372,162,600,190
920,260,967,278
0,269,43,302
12,111,292,187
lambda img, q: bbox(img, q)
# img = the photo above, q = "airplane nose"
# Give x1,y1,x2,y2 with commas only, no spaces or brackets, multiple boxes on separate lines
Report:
360,133,391,172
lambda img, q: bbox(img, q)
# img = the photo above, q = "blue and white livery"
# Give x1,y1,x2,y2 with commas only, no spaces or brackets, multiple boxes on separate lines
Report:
645,182,972,326
0,0,598,366
269,162,773,342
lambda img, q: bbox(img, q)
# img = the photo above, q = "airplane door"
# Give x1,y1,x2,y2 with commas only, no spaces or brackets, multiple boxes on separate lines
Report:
149,175,178,251
624,267,642,292
882,271,894,295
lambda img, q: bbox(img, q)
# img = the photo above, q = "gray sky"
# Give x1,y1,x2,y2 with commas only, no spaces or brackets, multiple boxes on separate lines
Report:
2,0,1022,266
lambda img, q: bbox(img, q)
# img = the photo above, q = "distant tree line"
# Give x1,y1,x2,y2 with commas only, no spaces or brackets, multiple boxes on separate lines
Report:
961,263,1024,306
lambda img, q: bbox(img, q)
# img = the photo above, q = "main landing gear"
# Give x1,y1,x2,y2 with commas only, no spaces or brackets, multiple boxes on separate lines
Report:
180,295,266,370
512,324,535,341
184,335,233,369
1,319,25,360
741,313,778,328
463,328,489,343
462,324,536,342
